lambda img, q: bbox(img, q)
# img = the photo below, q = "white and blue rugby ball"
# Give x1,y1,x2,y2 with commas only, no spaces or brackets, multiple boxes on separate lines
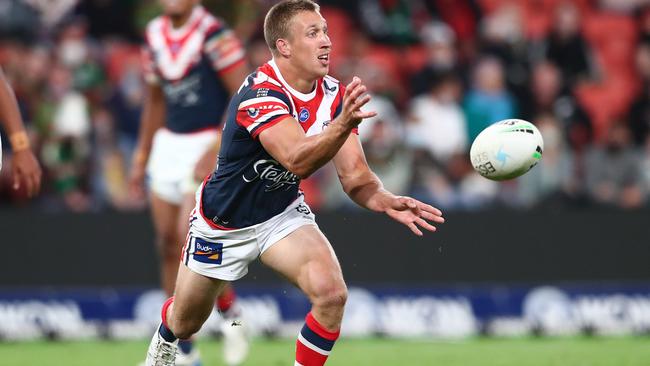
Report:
470,119,544,181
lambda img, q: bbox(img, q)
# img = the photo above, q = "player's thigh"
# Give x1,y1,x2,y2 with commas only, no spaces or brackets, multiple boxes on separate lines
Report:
172,263,227,326
260,225,345,299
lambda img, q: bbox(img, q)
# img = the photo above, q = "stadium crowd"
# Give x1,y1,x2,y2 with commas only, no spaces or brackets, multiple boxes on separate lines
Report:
1,0,650,212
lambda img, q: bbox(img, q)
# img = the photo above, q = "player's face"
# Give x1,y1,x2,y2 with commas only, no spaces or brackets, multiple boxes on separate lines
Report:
160,0,198,18
287,11,331,79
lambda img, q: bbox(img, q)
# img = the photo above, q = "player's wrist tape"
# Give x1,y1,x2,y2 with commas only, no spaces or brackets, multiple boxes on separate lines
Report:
9,131,30,151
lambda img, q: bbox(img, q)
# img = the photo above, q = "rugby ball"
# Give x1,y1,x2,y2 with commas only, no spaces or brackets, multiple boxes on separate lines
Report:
470,119,543,181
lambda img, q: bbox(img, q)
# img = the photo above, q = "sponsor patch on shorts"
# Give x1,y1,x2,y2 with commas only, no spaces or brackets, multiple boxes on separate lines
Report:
193,238,223,264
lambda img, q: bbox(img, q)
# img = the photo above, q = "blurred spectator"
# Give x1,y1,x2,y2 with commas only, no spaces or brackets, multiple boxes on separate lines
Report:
585,122,646,208
542,1,597,87
479,3,530,99
410,20,461,96
520,61,593,148
0,0,40,42
334,30,405,105
40,64,92,212
74,0,139,41
463,56,516,143
360,102,412,197
406,69,467,163
347,0,429,45
628,43,650,146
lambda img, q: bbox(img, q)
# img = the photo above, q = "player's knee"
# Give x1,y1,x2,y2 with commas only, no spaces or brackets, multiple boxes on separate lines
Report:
313,284,348,311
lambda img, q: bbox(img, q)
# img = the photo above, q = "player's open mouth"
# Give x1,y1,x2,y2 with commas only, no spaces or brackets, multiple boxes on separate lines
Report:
318,54,329,66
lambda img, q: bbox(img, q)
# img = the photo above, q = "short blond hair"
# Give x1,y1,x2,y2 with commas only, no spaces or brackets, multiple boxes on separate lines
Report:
264,0,320,55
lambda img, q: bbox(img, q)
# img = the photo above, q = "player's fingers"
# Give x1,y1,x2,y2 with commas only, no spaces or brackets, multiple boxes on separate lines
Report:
399,196,419,211
407,222,423,236
418,202,443,217
420,210,445,223
353,111,377,120
347,85,367,105
352,93,372,110
344,77,360,97
415,217,437,232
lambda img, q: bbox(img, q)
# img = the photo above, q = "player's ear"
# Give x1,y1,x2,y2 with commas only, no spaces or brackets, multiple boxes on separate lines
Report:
276,38,291,57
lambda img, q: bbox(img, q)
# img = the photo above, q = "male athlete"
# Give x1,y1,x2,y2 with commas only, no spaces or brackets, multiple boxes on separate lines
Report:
0,67,41,197
130,1,250,365
144,1,445,365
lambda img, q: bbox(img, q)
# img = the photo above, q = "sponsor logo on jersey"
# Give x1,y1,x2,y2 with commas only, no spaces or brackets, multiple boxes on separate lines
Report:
193,238,223,264
256,88,269,97
242,159,299,192
299,107,310,123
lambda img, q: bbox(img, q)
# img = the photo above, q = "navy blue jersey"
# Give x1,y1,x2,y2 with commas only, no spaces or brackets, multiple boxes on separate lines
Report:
142,6,245,133
200,60,349,229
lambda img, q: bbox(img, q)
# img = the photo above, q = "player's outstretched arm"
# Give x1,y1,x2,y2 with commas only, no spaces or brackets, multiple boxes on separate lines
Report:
259,77,376,179
0,67,41,197
333,134,444,236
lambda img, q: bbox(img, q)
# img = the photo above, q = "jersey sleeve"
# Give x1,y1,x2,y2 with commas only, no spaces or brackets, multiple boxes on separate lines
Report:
203,21,246,76
331,84,359,135
236,86,293,138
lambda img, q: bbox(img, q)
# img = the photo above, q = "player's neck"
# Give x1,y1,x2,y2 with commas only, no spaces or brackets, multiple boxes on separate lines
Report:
274,58,317,94
169,6,197,29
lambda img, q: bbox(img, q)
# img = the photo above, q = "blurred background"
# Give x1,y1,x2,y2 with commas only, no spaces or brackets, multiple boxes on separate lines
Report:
0,0,649,358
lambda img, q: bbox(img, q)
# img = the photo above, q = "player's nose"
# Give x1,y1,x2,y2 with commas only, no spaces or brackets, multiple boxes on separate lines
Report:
320,33,332,49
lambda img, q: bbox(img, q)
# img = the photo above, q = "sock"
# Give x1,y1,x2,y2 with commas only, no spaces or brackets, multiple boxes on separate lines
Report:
216,285,238,317
295,312,340,366
159,297,177,342
178,339,194,354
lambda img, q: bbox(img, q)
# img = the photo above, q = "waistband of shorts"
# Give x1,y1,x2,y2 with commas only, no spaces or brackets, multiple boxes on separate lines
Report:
198,188,304,232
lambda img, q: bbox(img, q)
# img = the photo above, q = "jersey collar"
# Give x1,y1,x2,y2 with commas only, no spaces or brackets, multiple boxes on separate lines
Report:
268,59,318,102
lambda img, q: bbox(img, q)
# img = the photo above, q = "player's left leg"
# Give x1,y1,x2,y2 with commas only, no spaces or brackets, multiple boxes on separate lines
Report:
261,225,347,366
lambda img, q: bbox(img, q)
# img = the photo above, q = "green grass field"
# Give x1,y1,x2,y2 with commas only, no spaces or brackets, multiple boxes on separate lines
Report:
2,337,649,366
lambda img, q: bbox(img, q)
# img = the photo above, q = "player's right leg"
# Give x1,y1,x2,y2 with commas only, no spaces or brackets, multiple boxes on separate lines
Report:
145,264,227,366
178,191,250,366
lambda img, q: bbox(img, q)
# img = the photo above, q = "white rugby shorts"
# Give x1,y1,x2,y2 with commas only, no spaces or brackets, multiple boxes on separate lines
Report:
146,128,218,204
181,191,317,281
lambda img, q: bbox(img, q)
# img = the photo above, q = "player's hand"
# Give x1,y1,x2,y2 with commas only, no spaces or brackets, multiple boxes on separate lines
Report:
128,153,147,200
193,148,217,182
384,196,445,236
340,77,377,129
11,149,41,197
